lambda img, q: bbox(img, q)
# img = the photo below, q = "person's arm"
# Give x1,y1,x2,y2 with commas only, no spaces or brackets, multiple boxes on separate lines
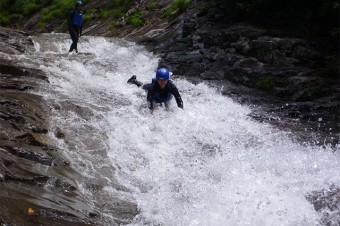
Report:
147,83,156,109
170,82,183,109
79,13,83,36
67,10,75,30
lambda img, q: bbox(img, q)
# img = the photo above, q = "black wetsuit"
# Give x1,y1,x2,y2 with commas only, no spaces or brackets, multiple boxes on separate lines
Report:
145,80,183,110
68,10,83,52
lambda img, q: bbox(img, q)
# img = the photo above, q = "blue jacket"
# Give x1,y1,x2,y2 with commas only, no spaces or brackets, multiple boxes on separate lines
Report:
68,10,83,33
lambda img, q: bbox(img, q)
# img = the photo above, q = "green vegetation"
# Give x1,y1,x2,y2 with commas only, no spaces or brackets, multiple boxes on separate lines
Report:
0,0,44,15
108,21,117,30
97,7,127,19
0,0,132,31
108,0,133,17
148,1,158,10
162,0,191,20
110,0,131,7
0,0,46,26
100,8,126,20
100,10,112,19
126,11,145,27
0,0,88,27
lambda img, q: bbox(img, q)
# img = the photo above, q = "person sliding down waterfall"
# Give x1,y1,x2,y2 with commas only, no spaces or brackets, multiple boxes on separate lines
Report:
67,1,83,53
127,68,183,112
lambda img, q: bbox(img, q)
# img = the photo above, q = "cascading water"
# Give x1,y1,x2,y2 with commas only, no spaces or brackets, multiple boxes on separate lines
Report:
21,33,339,225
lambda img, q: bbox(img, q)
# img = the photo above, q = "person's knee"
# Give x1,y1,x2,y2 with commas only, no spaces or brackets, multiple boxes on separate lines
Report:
164,101,171,109
142,84,151,91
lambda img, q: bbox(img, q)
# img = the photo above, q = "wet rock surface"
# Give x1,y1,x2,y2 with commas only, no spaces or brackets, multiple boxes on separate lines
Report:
0,27,34,54
306,185,340,226
0,0,338,223
0,26,100,225
136,0,339,146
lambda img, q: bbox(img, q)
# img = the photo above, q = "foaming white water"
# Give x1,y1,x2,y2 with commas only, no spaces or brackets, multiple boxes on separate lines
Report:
28,34,339,226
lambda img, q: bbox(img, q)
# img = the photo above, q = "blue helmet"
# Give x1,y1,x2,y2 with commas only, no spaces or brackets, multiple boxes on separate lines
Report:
156,68,170,80
75,1,83,7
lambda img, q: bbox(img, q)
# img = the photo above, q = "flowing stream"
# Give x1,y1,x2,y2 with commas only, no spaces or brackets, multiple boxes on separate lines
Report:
16,33,339,225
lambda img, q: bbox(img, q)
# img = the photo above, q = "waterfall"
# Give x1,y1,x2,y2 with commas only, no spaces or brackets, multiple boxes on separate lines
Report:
24,33,339,225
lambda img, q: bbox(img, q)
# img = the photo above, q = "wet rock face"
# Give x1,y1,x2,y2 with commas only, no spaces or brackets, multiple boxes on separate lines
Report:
0,26,34,54
154,4,325,92
306,186,340,225
0,26,98,225
140,0,339,144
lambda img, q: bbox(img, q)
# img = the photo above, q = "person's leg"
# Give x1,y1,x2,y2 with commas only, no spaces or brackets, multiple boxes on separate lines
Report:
69,30,75,52
163,95,173,109
73,29,79,52
164,100,171,109
127,75,143,87
142,83,152,90
69,29,79,52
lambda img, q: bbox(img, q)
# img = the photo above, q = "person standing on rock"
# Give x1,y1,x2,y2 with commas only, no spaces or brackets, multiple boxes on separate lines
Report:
68,1,83,53
127,68,184,113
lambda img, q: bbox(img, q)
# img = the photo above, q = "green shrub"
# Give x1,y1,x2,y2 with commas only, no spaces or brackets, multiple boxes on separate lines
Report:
37,21,46,30
126,11,145,27
83,14,91,23
0,13,10,26
110,0,132,8
99,8,126,19
100,10,112,19
22,3,39,14
0,0,9,10
39,0,80,24
0,0,45,15
148,1,158,10
0,0,94,30
40,6,64,22
57,0,74,9
108,21,117,30
111,8,125,18
7,14,23,24
162,0,191,20
174,0,191,12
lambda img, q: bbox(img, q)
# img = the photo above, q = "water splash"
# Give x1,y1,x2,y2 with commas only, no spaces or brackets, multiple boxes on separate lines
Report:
28,33,339,226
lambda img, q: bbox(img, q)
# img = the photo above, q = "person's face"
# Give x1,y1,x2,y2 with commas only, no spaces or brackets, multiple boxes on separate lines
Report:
157,79,168,89
76,5,82,11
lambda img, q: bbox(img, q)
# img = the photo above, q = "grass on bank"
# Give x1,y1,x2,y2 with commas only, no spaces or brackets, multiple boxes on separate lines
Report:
0,0,133,30
162,0,191,20
0,0,45,26
126,10,146,27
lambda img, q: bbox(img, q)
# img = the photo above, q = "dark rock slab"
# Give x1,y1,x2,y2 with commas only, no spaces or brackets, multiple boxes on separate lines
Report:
0,26,99,225
0,26,33,54
134,0,339,145
306,185,340,225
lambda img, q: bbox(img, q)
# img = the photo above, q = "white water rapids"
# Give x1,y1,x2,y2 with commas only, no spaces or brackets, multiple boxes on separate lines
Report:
18,33,339,225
